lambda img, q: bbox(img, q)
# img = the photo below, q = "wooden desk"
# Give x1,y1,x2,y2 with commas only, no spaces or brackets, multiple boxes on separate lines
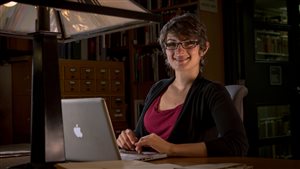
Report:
0,156,30,169
1,156,300,169
151,157,300,169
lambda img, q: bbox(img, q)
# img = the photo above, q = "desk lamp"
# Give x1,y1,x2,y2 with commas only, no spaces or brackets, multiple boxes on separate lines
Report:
0,1,160,168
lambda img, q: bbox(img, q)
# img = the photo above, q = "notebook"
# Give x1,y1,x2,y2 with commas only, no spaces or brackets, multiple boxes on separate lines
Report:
61,97,167,162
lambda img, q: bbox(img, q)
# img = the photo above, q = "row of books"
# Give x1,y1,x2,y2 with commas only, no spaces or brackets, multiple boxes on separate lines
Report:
133,24,161,46
255,30,289,56
58,37,128,62
259,144,292,159
104,31,128,48
254,9,288,24
134,47,164,82
258,116,290,139
257,105,290,139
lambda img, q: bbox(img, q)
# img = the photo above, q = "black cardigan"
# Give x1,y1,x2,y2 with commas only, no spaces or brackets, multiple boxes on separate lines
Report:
134,75,249,156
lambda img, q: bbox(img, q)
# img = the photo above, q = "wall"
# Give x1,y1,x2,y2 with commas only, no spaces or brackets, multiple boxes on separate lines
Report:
0,64,13,144
199,0,224,84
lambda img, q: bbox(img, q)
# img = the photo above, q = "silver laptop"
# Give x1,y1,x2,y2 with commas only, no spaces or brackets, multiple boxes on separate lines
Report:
61,97,167,162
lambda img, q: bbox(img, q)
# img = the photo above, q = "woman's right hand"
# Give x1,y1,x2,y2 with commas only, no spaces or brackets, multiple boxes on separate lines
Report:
116,129,138,150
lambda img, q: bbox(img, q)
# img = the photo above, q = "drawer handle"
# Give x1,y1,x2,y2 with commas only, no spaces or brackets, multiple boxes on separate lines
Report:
114,98,122,103
115,81,120,85
100,69,106,73
69,81,76,85
85,81,91,85
114,114,123,117
85,69,91,73
70,68,77,72
101,81,107,85
114,69,120,73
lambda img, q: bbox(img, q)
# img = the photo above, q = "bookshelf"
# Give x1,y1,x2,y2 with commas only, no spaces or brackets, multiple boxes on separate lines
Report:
0,37,33,145
254,7,290,63
252,1,295,159
223,0,300,159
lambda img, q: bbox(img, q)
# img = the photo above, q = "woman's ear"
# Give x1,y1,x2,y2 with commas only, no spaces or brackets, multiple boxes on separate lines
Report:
201,41,210,56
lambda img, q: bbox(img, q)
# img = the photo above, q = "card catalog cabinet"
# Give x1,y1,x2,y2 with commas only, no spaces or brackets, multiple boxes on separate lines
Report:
59,59,127,135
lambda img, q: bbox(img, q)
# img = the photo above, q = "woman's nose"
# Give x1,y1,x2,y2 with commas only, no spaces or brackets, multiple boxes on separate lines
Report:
175,43,185,53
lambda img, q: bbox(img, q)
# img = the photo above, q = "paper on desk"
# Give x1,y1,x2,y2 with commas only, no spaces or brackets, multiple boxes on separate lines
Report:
132,163,182,169
182,163,252,169
55,160,181,169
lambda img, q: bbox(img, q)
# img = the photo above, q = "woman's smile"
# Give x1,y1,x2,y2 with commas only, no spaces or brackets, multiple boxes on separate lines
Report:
172,55,191,63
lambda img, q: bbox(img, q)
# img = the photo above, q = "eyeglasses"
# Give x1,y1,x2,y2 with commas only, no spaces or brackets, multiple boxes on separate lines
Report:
164,40,199,50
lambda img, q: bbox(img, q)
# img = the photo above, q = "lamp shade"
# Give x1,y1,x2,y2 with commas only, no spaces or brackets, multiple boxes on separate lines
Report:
0,0,160,41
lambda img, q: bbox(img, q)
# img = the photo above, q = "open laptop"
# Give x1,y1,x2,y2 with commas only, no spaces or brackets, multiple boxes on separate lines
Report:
61,97,167,162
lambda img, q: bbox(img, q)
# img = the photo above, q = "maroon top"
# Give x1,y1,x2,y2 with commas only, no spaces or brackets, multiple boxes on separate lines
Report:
144,95,183,140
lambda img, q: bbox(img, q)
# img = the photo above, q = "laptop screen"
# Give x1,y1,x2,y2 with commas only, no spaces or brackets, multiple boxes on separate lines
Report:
61,97,167,162
61,97,121,161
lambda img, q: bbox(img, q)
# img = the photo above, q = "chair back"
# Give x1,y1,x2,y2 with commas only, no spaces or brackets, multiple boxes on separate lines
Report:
225,85,248,121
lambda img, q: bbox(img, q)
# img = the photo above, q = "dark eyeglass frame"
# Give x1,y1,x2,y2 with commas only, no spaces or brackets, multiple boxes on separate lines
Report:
164,40,199,50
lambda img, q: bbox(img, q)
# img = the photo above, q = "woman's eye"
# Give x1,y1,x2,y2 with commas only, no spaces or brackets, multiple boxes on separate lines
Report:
166,43,177,47
184,41,194,46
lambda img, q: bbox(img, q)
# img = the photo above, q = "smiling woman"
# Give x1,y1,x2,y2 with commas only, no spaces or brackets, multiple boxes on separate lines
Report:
117,13,249,157
158,14,209,76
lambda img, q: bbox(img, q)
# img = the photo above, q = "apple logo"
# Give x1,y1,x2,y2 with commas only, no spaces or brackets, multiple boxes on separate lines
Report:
73,124,83,138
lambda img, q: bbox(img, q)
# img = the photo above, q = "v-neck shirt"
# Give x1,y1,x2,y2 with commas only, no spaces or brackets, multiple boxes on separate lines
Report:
143,94,183,140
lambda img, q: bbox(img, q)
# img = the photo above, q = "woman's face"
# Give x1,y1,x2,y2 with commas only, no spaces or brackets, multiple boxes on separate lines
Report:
165,33,204,73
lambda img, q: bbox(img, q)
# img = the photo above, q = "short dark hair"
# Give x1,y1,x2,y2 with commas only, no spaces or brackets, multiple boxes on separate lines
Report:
158,13,208,52
158,13,209,75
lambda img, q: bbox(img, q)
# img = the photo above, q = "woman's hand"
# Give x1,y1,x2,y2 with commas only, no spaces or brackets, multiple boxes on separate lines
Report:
134,133,174,155
116,129,138,150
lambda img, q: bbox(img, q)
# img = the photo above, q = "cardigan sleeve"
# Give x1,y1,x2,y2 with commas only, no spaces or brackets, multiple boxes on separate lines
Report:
203,83,249,156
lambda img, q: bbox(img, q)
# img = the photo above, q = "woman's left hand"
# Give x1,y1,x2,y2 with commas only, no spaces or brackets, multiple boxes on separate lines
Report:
134,133,173,155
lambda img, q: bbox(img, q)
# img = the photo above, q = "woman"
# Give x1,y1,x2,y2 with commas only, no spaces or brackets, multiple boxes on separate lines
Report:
117,13,248,157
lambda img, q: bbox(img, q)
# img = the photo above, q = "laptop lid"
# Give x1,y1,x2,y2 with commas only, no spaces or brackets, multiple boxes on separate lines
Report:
61,97,121,161
61,97,167,162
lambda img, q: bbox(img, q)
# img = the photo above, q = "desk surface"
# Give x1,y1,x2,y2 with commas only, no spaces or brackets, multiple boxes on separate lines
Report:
1,156,300,169
152,157,300,169
0,156,30,169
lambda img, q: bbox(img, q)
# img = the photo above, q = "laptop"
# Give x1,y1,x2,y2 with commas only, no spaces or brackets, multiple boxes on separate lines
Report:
61,97,167,162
